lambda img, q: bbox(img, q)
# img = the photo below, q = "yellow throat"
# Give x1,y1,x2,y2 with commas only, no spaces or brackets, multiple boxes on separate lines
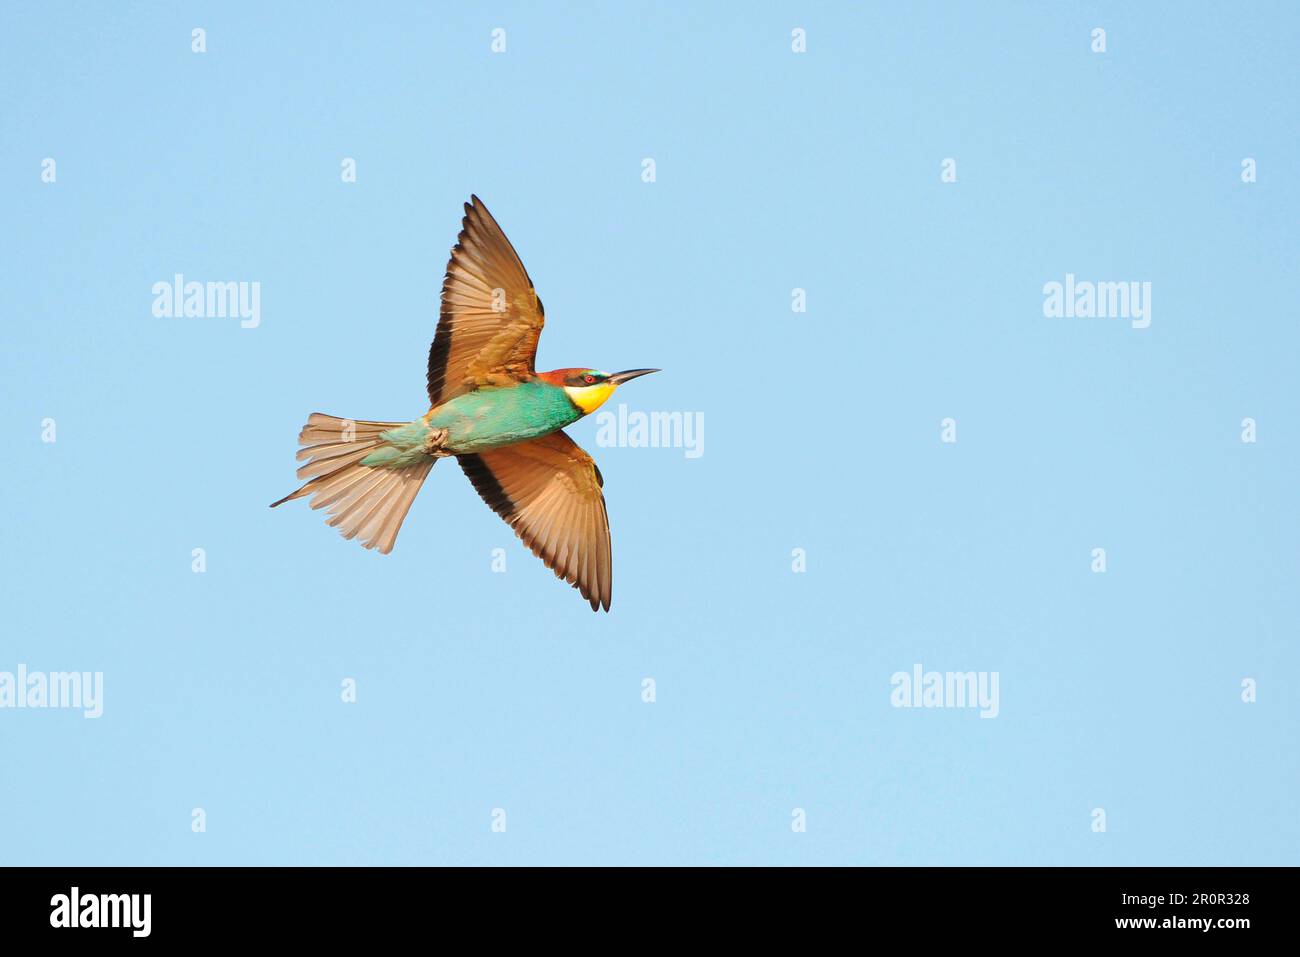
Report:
564,381,617,415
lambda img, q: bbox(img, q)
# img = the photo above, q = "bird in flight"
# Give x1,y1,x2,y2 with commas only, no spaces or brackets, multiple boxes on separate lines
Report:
271,195,658,611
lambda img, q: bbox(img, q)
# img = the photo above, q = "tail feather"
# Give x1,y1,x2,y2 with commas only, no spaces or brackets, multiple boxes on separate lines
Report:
271,413,433,554
294,444,377,481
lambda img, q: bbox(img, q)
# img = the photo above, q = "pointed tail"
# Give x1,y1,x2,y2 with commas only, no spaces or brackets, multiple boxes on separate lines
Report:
270,413,433,554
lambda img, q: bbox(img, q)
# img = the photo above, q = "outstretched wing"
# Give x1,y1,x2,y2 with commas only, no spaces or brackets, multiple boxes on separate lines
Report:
458,430,612,612
427,195,546,406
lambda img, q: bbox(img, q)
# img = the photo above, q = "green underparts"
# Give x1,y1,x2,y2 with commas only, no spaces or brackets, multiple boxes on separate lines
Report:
362,382,584,466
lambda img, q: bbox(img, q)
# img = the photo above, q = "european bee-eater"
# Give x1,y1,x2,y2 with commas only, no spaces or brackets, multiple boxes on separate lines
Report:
271,196,658,611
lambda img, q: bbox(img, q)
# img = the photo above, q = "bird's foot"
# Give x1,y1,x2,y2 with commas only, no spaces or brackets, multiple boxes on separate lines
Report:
421,427,450,456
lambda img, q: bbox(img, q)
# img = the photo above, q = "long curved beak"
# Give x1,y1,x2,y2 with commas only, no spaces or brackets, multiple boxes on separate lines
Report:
608,368,661,385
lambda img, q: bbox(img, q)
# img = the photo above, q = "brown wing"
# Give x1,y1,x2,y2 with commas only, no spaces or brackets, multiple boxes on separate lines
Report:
459,431,612,612
427,195,545,406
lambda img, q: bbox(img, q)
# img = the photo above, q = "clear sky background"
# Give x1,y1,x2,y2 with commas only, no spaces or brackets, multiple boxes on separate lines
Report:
1,2,1296,866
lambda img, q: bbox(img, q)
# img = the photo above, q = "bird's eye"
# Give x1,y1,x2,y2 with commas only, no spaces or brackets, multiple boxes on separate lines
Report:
583,374,596,384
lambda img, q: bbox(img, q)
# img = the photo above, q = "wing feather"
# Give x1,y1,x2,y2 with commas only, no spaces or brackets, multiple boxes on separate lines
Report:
427,196,546,405
458,431,612,611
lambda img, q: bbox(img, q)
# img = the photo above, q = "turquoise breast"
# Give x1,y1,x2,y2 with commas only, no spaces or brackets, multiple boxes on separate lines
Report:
428,381,582,453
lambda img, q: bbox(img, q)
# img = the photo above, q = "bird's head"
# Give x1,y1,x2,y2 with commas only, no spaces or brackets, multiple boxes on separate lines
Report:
538,367,660,415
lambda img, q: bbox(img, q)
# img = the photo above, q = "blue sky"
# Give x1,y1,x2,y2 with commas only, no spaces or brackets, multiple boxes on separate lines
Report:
1,2,1296,865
